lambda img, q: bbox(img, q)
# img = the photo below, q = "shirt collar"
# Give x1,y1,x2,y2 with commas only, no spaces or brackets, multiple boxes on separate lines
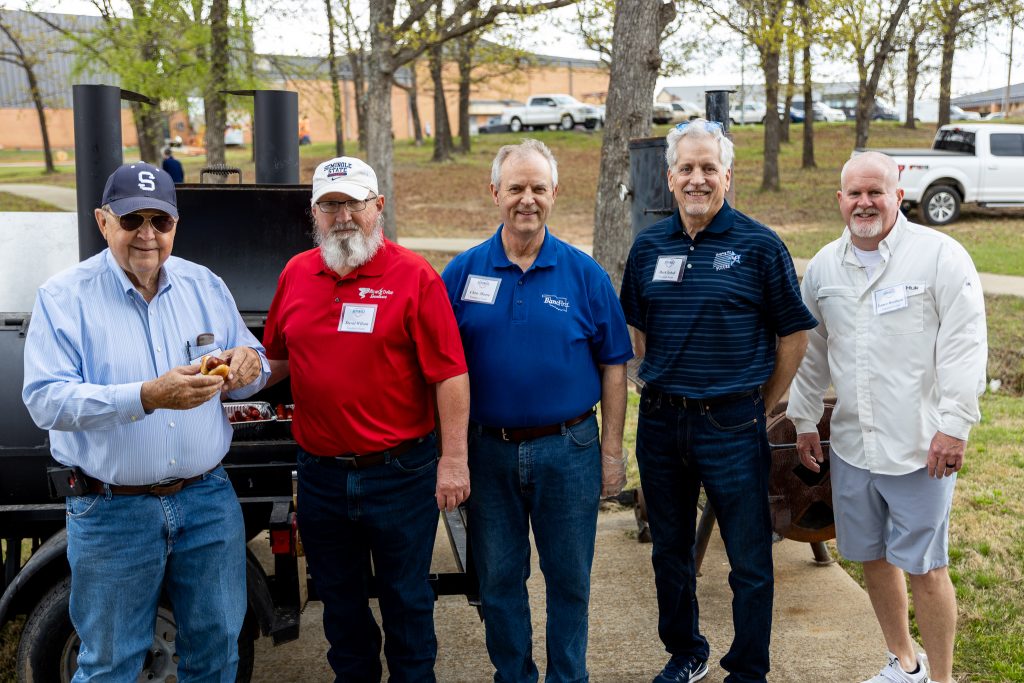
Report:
487,225,558,270
671,199,735,237
312,238,392,281
103,248,172,298
838,211,908,265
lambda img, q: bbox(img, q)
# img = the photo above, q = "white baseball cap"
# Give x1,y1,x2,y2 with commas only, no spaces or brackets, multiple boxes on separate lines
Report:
311,156,379,204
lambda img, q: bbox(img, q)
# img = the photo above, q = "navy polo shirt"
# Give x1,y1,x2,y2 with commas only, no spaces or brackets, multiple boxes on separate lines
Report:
442,226,633,428
620,201,816,398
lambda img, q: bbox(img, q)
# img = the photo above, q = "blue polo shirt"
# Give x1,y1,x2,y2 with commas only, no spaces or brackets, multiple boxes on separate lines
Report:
442,226,633,428
620,201,816,398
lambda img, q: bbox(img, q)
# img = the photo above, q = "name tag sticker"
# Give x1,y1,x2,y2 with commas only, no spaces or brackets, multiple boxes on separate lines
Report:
338,303,377,333
873,284,908,315
653,255,687,282
461,275,502,304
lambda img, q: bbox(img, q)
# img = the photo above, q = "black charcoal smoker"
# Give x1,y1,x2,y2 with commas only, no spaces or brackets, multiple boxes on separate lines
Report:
624,91,836,568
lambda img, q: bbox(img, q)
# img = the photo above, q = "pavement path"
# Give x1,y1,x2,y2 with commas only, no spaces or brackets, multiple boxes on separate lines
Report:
250,507,890,682
0,183,76,208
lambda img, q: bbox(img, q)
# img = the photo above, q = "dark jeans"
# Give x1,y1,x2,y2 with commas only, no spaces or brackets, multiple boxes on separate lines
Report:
296,435,440,683
635,386,774,683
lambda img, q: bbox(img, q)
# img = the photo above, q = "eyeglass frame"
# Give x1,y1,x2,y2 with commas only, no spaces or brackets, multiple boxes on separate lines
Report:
674,120,725,134
315,194,379,214
102,207,177,233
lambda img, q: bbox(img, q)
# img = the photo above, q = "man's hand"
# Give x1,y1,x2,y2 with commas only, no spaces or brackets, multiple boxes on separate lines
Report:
927,431,966,478
435,454,470,512
796,431,826,472
141,365,224,411
220,346,261,393
601,446,627,497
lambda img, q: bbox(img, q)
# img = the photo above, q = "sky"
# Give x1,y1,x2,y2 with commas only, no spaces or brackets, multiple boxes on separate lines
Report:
19,0,1024,102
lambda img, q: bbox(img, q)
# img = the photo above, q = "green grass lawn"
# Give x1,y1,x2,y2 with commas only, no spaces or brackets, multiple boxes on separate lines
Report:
0,191,62,211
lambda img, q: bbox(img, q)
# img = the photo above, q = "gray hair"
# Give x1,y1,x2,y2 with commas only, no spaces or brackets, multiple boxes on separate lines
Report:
841,151,900,190
490,138,559,189
664,119,735,171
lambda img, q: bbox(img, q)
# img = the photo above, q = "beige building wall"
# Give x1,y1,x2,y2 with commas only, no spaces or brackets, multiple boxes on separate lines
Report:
0,107,138,151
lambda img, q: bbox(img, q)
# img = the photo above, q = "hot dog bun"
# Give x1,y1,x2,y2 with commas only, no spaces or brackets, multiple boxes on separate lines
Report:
200,354,231,379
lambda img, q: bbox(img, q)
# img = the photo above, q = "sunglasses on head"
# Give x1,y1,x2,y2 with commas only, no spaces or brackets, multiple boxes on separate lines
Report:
106,209,176,233
675,120,725,134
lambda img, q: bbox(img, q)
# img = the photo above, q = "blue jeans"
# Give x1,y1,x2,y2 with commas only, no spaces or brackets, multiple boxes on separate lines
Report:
65,466,246,683
635,387,774,683
468,414,602,683
295,435,440,683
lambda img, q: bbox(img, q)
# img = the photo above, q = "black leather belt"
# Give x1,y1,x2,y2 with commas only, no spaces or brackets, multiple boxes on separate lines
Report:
308,434,430,470
647,387,760,411
482,409,595,443
85,466,217,496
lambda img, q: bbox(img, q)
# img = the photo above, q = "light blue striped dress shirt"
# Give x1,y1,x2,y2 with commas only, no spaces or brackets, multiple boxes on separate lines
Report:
22,249,270,485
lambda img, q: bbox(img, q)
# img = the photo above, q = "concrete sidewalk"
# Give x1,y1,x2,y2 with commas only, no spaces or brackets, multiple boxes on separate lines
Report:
0,183,75,208
252,508,888,682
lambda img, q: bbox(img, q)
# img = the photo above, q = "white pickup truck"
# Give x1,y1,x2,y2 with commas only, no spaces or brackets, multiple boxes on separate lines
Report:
501,94,601,132
862,123,1024,225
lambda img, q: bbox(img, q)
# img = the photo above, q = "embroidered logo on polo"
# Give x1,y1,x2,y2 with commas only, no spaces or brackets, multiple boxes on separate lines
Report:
542,294,570,312
358,287,394,300
713,251,742,271
324,160,353,179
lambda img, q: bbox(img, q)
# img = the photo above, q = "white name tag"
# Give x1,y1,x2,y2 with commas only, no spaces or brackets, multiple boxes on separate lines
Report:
338,303,377,333
653,255,686,282
873,284,908,315
461,275,502,304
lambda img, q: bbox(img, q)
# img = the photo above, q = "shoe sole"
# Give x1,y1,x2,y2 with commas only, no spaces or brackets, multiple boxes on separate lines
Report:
690,663,709,682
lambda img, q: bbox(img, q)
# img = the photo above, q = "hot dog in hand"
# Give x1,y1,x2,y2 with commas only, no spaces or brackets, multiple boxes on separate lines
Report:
200,355,231,379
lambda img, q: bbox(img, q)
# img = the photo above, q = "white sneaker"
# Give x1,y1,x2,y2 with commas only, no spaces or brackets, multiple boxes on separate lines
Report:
862,652,930,683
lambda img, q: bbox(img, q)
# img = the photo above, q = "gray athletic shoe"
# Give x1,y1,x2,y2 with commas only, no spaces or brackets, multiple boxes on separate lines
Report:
862,652,930,683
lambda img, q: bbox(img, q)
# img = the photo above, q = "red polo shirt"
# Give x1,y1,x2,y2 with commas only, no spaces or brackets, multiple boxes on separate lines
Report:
264,240,467,455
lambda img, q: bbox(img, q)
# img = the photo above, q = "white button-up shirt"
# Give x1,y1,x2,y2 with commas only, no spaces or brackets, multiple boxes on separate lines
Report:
787,214,987,475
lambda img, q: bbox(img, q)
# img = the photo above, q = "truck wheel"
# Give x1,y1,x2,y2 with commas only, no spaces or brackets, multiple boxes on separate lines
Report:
921,185,961,225
560,114,575,130
510,118,523,133
16,576,256,683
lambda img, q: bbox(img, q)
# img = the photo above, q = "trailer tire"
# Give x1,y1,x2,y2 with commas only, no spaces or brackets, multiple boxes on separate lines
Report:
16,576,256,683
921,184,961,225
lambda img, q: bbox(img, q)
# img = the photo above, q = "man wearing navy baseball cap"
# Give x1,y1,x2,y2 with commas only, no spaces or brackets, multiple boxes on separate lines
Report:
23,161,270,681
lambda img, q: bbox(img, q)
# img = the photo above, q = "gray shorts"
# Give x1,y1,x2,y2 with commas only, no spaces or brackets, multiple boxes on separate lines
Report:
830,454,956,574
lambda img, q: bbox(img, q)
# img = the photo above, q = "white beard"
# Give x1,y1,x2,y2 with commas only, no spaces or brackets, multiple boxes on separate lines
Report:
316,216,385,273
849,211,885,239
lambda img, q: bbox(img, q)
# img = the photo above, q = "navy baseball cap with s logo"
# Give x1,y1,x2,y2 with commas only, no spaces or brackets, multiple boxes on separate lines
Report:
101,162,178,218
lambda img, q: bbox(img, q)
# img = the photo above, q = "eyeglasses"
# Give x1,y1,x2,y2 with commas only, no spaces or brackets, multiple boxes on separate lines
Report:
105,209,176,233
316,195,377,214
675,120,725,134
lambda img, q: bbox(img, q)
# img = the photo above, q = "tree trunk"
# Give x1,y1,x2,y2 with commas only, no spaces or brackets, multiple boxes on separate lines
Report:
592,0,675,289
801,31,815,168
457,36,473,154
1004,19,1015,115
406,62,424,146
0,21,56,173
367,0,398,239
348,51,369,150
854,67,872,148
325,0,345,156
904,40,919,129
781,40,795,143
203,0,229,181
760,48,782,191
429,38,454,163
937,4,960,129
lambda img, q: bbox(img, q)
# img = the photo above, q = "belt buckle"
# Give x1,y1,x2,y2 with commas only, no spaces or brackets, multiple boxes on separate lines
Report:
500,428,511,442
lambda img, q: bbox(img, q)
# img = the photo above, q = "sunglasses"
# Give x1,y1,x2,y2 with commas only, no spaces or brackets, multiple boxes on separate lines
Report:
316,194,377,214
106,209,176,233
675,120,725,134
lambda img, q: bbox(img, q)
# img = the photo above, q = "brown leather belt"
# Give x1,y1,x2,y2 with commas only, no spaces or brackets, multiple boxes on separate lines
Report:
308,434,429,470
647,387,760,411
85,466,217,496
482,408,595,443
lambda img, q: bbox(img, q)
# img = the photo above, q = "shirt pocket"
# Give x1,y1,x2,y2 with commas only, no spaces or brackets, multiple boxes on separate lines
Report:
815,286,858,336
879,281,926,336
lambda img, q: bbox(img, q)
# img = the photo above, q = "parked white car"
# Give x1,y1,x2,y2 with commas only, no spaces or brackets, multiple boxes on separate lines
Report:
501,94,601,132
653,102,674,125
728,101,767,125
898,100,983,124
669,101,705,123
860,123,1024,225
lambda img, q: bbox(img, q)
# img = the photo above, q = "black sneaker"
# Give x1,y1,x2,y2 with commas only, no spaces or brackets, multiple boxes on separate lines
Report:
652,655,709,683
